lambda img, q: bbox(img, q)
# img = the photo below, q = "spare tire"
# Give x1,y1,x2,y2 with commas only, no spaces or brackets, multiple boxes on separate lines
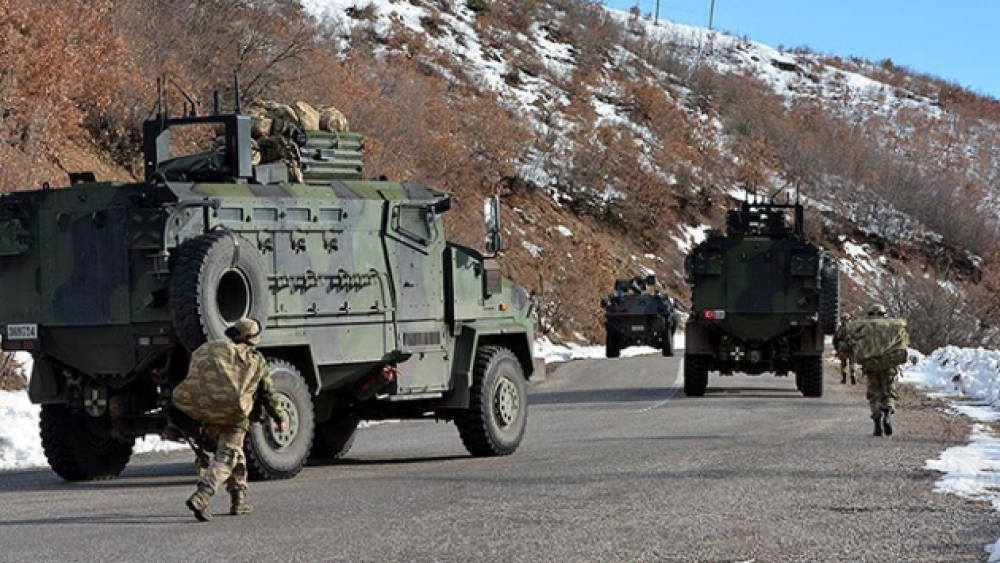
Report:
170,230,271,352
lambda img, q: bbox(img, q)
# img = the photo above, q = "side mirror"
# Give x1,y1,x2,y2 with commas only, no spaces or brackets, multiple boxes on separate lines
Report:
484,196,503,255
600,298,609,308
433,197,452,214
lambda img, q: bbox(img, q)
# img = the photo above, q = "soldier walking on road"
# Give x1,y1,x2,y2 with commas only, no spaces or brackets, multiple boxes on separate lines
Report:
848,304,910,437
833,313,856,385
171,318,288,522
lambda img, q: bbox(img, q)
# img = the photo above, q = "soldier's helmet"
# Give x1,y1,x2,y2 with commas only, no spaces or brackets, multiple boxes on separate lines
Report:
226,318,263,345
867,304,887,318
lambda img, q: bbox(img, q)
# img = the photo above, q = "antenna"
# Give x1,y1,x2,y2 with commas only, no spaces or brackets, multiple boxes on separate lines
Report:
167,76,198,117
156,77,166,126
768,186,783,204
234,74,242,114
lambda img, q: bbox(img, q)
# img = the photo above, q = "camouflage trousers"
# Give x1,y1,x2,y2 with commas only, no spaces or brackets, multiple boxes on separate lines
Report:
837,352,855,380
197,425,248,494
865,369,898,417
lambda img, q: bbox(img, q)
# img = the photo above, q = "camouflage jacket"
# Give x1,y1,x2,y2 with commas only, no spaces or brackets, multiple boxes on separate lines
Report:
846,318,909,371
172,340,286,429
833,324,852,353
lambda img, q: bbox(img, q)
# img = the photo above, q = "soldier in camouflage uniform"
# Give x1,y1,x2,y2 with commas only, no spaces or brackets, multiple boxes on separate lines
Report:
173,318,287,522
256,134,304,183
247,101,305,183
855,304,905,437
833,313,856,385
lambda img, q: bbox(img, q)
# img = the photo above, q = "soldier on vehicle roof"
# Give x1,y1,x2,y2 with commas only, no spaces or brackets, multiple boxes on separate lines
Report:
172,318,288,522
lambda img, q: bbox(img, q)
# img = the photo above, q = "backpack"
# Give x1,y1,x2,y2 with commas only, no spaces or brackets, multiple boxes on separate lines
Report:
172,340,266,425
848,318,909,371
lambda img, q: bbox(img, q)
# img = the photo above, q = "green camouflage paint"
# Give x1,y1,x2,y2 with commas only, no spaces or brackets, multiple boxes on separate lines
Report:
1,96,538,481
683,201,838,394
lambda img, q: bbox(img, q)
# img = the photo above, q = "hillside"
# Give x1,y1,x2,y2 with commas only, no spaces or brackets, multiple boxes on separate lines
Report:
2,0,999,351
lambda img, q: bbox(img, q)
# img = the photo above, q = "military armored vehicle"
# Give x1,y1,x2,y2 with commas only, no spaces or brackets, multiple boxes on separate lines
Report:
600,275,679,358
0,85,539,482
683,196,839,397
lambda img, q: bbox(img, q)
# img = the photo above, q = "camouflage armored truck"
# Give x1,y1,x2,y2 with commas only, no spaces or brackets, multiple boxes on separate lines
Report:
0,87,539,482
683,198,839,397
600,275,679,358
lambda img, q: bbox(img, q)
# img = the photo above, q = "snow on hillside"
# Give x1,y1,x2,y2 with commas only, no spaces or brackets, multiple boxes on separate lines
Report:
302,0,948,287
617,14,943,120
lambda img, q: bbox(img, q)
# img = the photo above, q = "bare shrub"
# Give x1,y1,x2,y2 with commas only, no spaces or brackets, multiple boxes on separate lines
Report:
629,34,689,81
876,271,982,352
559,0,622,71
0,353,27,391
491,0,546,35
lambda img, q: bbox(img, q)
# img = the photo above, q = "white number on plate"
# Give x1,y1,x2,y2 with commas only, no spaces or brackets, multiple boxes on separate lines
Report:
7,324,37,339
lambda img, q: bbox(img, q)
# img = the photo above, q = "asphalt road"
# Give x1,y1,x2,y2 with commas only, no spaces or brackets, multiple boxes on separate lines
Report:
0,354,996,562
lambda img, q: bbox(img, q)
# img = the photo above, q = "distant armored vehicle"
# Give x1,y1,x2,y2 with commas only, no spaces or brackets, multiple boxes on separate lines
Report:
600,275,679,358
683,197,839,397
0,85,539,482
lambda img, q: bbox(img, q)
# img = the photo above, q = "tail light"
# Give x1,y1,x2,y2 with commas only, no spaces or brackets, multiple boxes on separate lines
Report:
703,309,726,320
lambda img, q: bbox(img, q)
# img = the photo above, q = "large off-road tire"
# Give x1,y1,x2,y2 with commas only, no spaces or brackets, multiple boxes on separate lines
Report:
798,356,824,398
245,360,315,480
661,326,675,357
683,354,709,397
310,415,360,460
818,264,840,336
455,346,528,457
170,230,271,352
39,405,134,482
606,333,621,359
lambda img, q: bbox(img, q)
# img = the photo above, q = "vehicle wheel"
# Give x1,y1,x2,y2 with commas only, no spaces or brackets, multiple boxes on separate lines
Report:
311,415,360,460
818,264,840,335
661,326,675,357
606,333,621,359
799,356,824,398
170,230,271,352
455,346,527,457
683,354,709,397
39,404,134,482
246,360,315,480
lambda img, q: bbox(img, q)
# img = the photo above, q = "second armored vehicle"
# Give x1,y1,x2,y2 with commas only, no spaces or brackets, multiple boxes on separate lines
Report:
600,275,679,358
683,196,839,397
1,88,539,482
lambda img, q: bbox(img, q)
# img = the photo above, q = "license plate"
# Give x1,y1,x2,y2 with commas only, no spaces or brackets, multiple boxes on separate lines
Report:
7,323,37,339
631,325,645,331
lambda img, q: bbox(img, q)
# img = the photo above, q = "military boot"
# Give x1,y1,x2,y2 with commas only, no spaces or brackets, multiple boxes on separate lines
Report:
850,373,857,385
882,408,894,436
230,490,253,516
186,484,213,522
872,412,883,437
840,374,847,384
